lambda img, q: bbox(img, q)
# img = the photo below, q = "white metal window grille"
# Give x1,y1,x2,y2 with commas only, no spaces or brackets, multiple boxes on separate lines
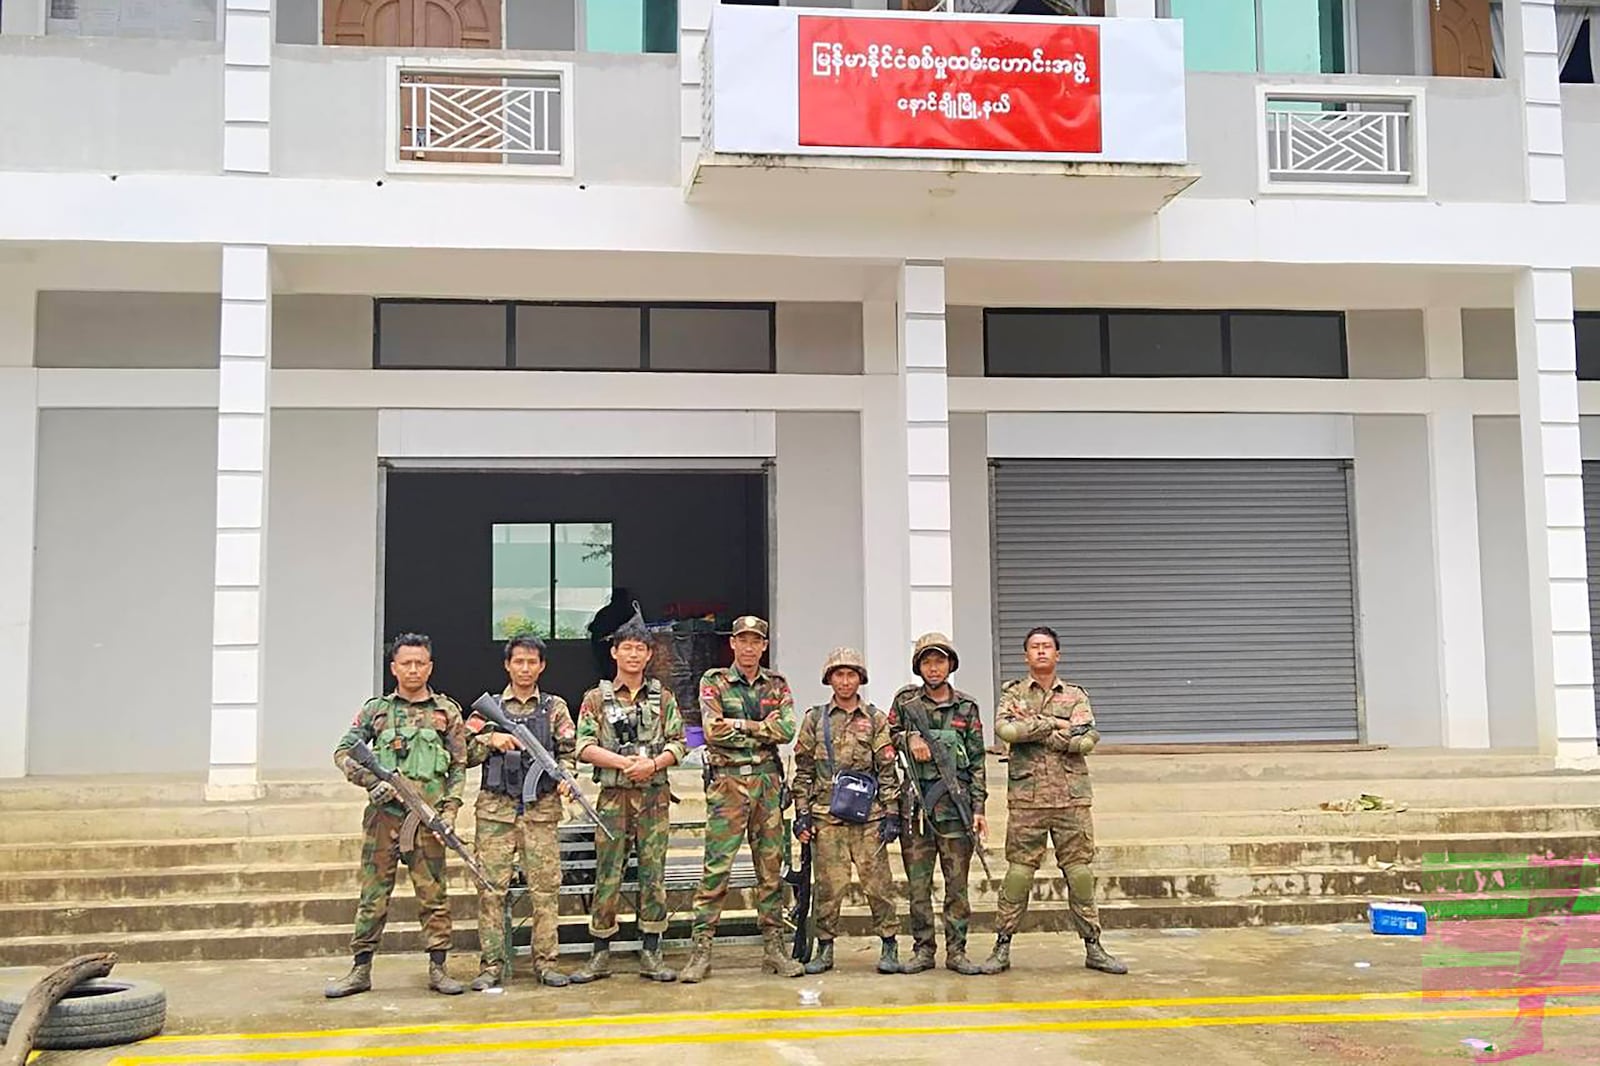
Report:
387,59,574,177
1257,87,1425,195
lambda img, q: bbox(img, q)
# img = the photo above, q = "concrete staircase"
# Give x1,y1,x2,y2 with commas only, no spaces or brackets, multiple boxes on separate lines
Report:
3,750,1599,965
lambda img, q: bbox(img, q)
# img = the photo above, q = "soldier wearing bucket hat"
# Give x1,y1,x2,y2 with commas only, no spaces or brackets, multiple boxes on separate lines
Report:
680,615,802,983
889,632,990,976
791,647,903,975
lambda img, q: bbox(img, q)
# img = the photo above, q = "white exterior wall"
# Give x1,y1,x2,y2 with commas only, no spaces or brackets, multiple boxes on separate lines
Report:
0,277,36,778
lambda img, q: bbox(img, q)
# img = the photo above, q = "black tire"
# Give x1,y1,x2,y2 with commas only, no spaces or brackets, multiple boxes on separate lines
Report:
0,978,166,1049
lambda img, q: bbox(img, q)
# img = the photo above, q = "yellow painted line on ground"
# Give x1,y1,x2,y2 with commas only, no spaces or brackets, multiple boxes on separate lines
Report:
108,1003,1600,1064
136,983,1600,1046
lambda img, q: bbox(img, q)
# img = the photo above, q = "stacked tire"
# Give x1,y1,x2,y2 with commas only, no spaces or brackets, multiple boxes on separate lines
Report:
0,979,166,1049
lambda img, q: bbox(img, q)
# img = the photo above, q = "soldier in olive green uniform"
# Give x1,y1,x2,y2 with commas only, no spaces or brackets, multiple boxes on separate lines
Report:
464,634,578,990
791,647,903,975
327,633,468,998
981,626,1127,977
889,632,989,976
679,615,803,983
571,613,688,984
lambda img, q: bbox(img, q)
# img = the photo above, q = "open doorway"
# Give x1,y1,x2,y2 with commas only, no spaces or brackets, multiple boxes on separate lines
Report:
381,467,769,709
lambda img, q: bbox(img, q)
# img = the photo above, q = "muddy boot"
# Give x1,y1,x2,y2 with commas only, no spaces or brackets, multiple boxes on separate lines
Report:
568,940,612,984
946,948,983,976
877,937,902,974
535,966,571,988
469,964,503,992
980,934,1012,975
638,933,677,982
761,930,805,977
428,953,465,995
900,944,936,974
678,934,713,984
803,940,835,975
1084,936,1128,975
323,957,372,999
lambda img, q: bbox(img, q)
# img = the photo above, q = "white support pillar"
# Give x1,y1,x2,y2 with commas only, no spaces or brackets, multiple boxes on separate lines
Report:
0,274,38,779
0,0,48,35
861,297,911,693
1504,0,1567,203
1514,268,1597,765
223,0,272,175
1105,0,1158,16
208,245,273,800
1424,307,1491,748
678,0,712,186
903,261,954,641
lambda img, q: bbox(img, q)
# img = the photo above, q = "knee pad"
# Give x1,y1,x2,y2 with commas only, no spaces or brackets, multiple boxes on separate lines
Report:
1064,864,1095,902
1000,864,1037,905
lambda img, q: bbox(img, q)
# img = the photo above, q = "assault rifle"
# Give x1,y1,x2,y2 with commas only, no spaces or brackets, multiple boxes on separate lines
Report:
347,739,493,891
784,829,815,964
903,710,994,881
470,693,615,841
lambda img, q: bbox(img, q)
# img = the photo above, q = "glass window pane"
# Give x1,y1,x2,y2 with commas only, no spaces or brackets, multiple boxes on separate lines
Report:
554,523,613,639
515,305,642,369
984,311,1103,376
378,302,506,368
1169,0,1258,72
1108,312,1224,375
1228,313,1346,377
1577,314,1600,381
1261,0,1343,74
648,306,772,371
492,523,552,640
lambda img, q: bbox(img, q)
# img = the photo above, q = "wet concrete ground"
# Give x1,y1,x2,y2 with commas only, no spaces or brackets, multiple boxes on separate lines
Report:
8,922,1600,1065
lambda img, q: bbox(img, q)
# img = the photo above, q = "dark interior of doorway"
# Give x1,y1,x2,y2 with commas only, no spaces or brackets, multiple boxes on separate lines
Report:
383,469,768,710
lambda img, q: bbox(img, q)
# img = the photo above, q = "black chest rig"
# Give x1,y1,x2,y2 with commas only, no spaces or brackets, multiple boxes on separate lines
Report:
481,695,557,804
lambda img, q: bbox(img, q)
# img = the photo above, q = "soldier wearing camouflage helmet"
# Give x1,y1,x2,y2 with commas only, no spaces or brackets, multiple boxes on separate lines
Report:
889,632,989,976
679,615,802,983
791,647,903,976
980,626,1127,977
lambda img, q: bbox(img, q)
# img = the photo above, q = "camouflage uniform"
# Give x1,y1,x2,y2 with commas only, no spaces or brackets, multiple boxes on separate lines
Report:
992,676,1100,941
465,687,576,976
574,679,688,939
791,700,902,941
333,690,467,957
690,664,797,938
889,682,987,959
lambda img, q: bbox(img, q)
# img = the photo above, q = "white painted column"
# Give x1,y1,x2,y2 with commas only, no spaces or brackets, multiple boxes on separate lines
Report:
208,245,273,799
861,298,911,693
1105,0,1158,16
678,0,711,185
0,0,48,35
1515,268,1597,765
223,0,272,175
1504,0,1567,203
903,261,954,640
0,273,38,779
1424,307,1491,748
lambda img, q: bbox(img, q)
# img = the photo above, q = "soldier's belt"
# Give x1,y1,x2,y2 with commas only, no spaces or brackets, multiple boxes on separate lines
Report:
708,759,780,779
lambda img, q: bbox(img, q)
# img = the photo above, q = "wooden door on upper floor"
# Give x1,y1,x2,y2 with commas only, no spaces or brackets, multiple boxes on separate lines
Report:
1430,0,1493,77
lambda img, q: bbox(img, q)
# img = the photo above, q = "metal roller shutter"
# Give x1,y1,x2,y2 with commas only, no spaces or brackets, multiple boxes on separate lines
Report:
1584,461,1600,738
991,459,1360,743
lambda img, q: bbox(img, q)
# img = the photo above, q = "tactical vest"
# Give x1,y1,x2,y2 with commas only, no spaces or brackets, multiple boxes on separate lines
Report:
480,694,558,803
593,679,667,789
371,706,450,782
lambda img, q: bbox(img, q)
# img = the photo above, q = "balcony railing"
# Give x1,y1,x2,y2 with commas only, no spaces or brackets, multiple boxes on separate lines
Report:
386,58,573,176
1259,88,1423,194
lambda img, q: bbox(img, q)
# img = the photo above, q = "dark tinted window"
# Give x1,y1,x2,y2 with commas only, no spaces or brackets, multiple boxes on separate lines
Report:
377,302,506,368
984,311,1102,376
1577,314,1600,380
515,305,641,369
648,306,773,371
1229,313,1346,377
1108,312,1224,375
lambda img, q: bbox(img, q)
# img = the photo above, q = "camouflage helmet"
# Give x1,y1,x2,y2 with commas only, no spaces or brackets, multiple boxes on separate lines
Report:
911,632,960,675
821,646,868,686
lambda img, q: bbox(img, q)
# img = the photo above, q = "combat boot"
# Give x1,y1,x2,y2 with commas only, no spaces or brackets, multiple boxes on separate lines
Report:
323,958,372,999
980,934,1012,975
877,938,901,974
803,940,835,975
946,949,983,976
637,934,677,983
678,934,713,984
761,930,805,977
535,966,571,988
428,958,465,995
469,964,503,992
568,942,612,984
1084,937,1128,975
900,944,936,974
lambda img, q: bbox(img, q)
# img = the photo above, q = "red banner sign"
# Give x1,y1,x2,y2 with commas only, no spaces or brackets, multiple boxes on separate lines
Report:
798,16,1102,155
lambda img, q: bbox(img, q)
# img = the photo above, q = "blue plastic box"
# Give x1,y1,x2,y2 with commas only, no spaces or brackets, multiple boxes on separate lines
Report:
1369,901,1428,936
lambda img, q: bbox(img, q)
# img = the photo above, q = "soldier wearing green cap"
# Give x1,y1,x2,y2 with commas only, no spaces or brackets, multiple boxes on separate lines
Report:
679,615,802,983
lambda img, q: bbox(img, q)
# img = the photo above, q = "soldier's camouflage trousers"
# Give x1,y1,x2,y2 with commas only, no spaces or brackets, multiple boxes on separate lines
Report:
475,794,562,971
901,822,973,954
813,819,900,940
591,784,673,938
350,804,451,956
993,806,1099,940
691,770,786,937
